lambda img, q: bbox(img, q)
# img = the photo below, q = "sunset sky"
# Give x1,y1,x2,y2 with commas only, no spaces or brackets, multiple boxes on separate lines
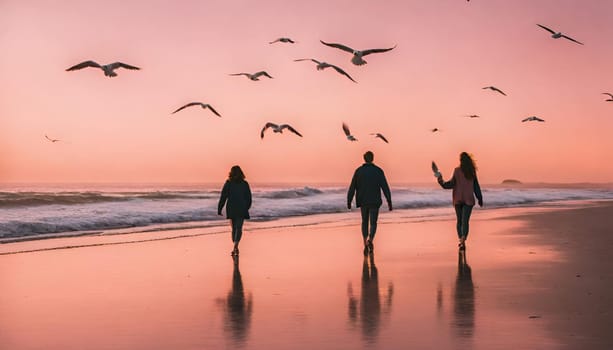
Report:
1,0,612,184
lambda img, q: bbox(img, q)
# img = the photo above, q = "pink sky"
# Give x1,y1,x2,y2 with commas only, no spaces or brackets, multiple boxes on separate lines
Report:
1,0,612,184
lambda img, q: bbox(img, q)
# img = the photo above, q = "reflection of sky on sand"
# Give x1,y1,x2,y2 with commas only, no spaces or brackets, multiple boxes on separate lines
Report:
0,206,564,349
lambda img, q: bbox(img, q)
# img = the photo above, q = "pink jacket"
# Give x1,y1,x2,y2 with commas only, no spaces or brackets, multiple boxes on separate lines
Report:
438,167,483,206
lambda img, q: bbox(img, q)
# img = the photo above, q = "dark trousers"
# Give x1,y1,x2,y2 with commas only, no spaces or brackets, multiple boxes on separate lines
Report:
360,206,380,240
231,218,245,243
454,203,474,239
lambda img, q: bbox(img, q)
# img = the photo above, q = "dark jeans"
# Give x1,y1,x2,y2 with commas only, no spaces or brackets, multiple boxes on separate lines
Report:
454,203,474,239
360,206,380,240
231,218,245,243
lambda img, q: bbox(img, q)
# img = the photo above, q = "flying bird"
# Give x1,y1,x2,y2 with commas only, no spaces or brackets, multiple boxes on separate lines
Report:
371,133,389,143
260,122,302,139
230,71,273,81
464,114,480,118
431,128,441,133
522,116,545,122
66,61,140,77
320,40,396,66
294,59,357,83
171,102,221,117
482,86,506,96
537,24,584,45
342,123,357,141
269,37,296,44
45,135,60,143
602,93,613,102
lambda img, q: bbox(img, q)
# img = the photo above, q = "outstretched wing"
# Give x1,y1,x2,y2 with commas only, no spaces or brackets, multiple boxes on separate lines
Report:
45,134,58,142
561,35,584,45
537,24,556,34
342,122,351,136
254,71,273,79
535,117,545,122
294,58,321,65
110,62,140,70
320,40,355,53
361,45,396,56
491,87,506,96
66,60,101,71
603,92,613,98
172,102,202,114
521,117,531,122
229,73,249,76
269,38,280,44
204,104,221,117
375,133,389,143
282,124,303,137
261,122,277,139
330,64,357,83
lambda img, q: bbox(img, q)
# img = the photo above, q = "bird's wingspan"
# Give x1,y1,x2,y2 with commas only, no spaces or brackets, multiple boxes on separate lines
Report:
330,65,357,83
111,62,140,70
283,125,303,137
66,60,101,71
362,46,396,56
561,35,584,45
537,24,556,34
320,40,354,53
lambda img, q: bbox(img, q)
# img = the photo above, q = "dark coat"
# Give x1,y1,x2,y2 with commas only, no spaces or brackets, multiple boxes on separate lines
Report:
347,163,392,208
218,180,252,219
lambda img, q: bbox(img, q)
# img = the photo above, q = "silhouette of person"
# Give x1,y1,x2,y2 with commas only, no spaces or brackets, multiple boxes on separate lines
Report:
436,152,483,249
218,165,252,256
221,256,253,347
348,253,394,345
453,249,475,339
347,151,392,255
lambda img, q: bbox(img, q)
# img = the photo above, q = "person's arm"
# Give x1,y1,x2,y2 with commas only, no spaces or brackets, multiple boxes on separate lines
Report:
245,182,252,210
347,170,358,209
437,173,456,189
380,170,392,211
218,181,229,215
474,176,483,207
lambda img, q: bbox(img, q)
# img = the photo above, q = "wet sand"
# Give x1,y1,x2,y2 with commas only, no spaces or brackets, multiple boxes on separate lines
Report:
0,201,611,349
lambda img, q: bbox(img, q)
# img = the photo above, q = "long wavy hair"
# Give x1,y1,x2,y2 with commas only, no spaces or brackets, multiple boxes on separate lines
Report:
228,165,245,182
459,152,477,180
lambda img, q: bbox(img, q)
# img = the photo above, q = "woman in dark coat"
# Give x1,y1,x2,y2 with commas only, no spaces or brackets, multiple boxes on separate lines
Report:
218,165,252,256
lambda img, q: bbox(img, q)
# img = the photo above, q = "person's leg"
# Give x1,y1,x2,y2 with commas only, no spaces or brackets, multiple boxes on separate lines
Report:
460,205,474,241
454,204,463,240
368,206,380,242
360,207,370,253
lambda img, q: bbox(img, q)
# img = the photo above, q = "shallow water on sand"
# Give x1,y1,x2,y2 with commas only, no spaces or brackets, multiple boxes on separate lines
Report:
0,209,562,350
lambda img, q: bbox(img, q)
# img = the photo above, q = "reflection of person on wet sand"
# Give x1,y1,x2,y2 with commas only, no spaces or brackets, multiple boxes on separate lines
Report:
348,253,394,344
220,256,253,346
453,249,475,339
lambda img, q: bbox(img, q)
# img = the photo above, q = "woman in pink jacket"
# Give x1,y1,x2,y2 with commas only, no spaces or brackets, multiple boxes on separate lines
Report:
436,152,483,249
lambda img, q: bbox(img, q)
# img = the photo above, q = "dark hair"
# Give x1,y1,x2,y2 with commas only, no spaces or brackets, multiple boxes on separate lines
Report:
363,151,374,163
459,152,477,180
228,165,245,182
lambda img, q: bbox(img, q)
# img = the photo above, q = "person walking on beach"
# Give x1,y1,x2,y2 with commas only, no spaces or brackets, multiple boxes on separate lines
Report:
218,165,252,256
435,152,483,249
348,151,392,255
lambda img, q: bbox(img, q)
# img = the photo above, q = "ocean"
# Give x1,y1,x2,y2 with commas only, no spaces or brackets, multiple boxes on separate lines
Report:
1,183,612,241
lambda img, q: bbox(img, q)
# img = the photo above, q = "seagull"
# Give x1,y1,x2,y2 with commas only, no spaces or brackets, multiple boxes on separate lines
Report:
371,133,389,143
320,40,396,66
260,122,302,139
171,102,221,117
269,37,296,44
294,59,357,83
602,93,613,102
45,135,60,143
230,71,273,81
66,61,140,77
342,122,357,141
464,114,480,118
482,86,506,96
522,116,545,122
431,128,441,133
537,24,584,45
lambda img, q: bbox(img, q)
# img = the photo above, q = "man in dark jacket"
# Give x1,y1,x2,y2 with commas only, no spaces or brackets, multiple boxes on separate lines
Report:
347,151,392,255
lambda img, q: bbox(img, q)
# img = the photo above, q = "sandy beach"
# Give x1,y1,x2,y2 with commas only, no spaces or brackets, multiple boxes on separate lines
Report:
1,201,612,350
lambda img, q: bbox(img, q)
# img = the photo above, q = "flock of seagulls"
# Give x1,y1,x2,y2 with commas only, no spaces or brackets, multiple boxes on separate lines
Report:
56,20,607,145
